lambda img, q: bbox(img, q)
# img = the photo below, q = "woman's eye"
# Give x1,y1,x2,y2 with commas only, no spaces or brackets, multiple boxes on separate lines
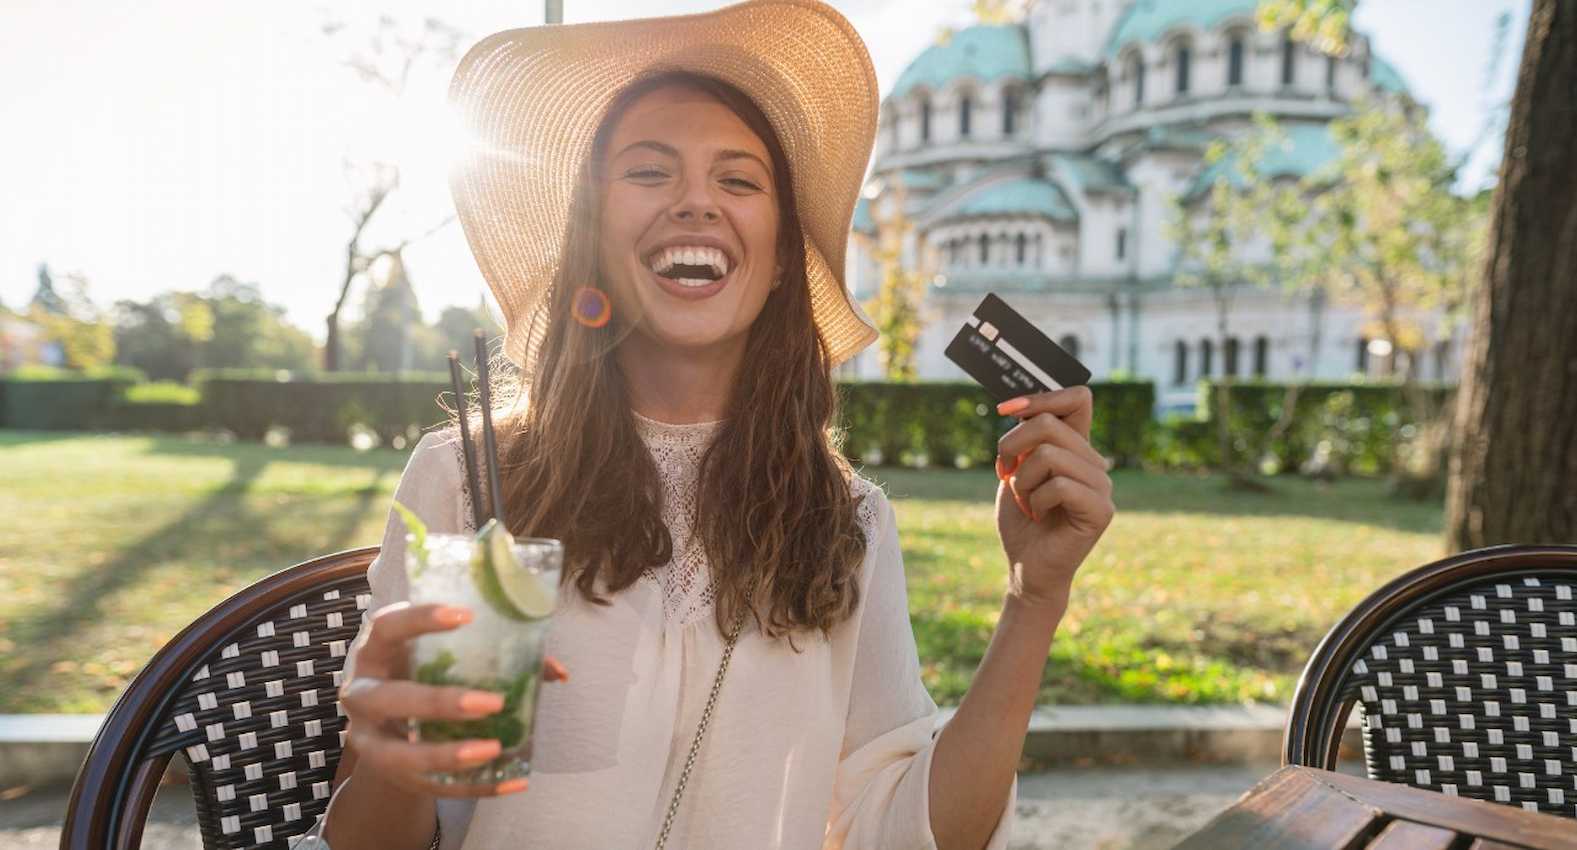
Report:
627,169,667,180
724,178,761,191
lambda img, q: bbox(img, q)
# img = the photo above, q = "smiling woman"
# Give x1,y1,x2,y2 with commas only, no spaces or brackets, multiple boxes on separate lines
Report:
321,3,1113,850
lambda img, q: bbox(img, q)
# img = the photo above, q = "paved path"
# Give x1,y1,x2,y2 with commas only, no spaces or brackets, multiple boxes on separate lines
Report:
1,761,1305,849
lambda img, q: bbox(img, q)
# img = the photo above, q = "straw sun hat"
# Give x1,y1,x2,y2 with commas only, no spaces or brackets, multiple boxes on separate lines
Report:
445,0,883,372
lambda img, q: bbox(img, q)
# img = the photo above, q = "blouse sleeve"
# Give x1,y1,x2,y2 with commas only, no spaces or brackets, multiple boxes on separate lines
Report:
340,429,479,849
824,487,1016,850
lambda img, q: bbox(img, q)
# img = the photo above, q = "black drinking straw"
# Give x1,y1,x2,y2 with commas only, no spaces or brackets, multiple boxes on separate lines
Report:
447,351,486,530
473,330,506,524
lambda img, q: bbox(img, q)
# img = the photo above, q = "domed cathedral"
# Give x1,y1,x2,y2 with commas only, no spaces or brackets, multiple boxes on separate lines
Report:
843,0,1454,413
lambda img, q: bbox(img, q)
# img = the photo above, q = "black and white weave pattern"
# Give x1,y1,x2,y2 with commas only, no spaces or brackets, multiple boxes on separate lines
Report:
147,575,371,849
1339,575,1576,818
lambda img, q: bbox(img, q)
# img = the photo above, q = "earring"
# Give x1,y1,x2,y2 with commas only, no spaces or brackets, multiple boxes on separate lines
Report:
571,285,612,328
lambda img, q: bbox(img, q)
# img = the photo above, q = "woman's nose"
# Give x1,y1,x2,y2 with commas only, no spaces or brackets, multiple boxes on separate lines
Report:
668,178,721,223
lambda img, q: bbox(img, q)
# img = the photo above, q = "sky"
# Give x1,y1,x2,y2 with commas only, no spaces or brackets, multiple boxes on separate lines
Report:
0,0,1530,340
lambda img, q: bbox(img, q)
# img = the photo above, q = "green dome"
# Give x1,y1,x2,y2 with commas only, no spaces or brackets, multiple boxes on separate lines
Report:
1105,0,1259,57
1186,122,1343,198
1370,56,1410,94
890,24,1031,99
951,178,1077,222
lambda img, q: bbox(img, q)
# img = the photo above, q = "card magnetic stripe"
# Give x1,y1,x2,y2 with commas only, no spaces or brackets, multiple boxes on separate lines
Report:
963,315,1065,392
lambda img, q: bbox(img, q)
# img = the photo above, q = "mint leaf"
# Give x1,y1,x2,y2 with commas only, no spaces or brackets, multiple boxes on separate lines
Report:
391,500,429,576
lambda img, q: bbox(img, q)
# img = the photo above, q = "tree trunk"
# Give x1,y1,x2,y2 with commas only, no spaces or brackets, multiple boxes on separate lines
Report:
324,312,342,372
1445,0,1577,550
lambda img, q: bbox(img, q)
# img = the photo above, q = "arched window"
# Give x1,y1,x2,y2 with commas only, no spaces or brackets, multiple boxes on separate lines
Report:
1034,233,1043,266
978,232,989,263
1059,335,1080,360
1356,336,1370,373
1173,340,1189,385
1253,335,1269,376
1175,42,1191,95
920,96,932,142
1015,232,1027,264
1326,54,1338,92
1115,227,1128,260
959,92,973,138
1224,336,1241,377
1227,35,1245,87
1281,35,1297,86
1200,338,1214,376
1132,55,1146,106
1002,87,1019,135
1434,339,1452,379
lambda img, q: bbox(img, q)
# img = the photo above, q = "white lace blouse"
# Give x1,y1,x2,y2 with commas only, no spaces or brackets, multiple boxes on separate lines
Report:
344,410,1016,849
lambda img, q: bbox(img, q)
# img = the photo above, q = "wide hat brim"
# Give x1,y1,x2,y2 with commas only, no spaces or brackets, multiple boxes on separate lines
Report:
446,0,882,372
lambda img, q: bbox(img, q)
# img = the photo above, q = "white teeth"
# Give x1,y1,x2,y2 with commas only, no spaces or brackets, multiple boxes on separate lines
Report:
646,245,730,278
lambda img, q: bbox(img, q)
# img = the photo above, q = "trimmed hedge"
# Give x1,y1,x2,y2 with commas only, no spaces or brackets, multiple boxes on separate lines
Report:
2,368,1158,468
1193,379,1456,475
196,370,452,444
0,367,145,430
837,380,1154,469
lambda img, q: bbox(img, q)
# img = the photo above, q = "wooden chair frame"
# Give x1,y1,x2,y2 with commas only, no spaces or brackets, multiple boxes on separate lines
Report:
1285,543,1577,771
60,546,377,850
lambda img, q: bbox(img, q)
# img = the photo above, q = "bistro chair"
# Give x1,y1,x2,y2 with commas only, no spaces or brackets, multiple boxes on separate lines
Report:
1286,543,1577,819
61,546,377,850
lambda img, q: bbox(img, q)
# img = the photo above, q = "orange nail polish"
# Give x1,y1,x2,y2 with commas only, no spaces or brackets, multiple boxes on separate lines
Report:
497,778,529,794
997,397,1030,416
460,691,504,715
457,740,501,763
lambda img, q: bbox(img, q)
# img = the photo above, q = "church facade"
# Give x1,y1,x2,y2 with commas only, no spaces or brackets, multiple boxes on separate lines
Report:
841,0,1460,414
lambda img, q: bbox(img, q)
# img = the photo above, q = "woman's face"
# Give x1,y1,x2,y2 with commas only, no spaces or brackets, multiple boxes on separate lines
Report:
597,83,780,358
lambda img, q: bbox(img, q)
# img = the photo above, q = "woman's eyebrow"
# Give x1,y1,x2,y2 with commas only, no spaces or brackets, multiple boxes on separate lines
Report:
715,149,770,173
614,140,678,160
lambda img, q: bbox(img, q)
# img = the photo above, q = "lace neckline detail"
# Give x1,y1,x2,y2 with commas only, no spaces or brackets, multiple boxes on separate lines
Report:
629,409,727,627
630,408,727,440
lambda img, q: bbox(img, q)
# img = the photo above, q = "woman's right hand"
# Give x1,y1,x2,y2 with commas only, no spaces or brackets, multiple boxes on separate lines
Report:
339,602,568,798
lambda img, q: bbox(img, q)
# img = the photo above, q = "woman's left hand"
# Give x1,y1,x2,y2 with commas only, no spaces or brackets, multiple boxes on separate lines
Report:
993,386,1115,609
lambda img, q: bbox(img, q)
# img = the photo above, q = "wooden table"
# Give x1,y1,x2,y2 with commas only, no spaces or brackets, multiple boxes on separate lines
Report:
1174,766,1577,850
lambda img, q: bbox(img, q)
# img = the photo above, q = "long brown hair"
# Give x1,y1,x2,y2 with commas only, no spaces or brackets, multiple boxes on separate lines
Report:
470,70,869,646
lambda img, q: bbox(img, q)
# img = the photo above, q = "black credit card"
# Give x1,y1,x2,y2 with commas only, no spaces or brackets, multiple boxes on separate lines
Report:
943,293,1092,403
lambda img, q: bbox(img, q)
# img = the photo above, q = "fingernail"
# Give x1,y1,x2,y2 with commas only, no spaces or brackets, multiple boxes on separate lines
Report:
460,691,505,715
457,740,501,763
1014,492,1031,520
437,606,472,627
496,778,529,794
995,456,1007,480
997,397,1030,416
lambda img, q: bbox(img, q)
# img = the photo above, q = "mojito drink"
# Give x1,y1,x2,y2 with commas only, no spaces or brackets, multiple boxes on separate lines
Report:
403,524,561,784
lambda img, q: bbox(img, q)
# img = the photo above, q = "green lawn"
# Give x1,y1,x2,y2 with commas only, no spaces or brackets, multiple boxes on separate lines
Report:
0,431,1445,713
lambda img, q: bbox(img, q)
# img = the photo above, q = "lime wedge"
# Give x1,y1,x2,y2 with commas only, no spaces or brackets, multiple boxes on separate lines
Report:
470,519,556,621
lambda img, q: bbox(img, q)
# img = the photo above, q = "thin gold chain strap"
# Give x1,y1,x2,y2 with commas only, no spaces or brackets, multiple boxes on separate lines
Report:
653,606,749,850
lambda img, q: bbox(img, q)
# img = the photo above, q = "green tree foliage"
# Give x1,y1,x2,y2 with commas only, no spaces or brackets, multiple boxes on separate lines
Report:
970,0,1030,25
112,276,314,381
1256,0,1356,54
27,267,115,370
29,263,69,316
1282,100,1483,353
1168,117,1307,487
856,183,929,382
350,252,422,372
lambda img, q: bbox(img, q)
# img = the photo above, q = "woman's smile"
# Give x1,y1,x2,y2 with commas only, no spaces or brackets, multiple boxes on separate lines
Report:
642,241,739,299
